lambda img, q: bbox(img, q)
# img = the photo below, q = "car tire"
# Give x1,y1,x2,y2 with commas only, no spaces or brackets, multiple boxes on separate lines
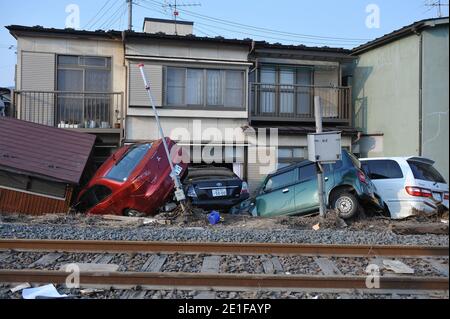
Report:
331,191,360,220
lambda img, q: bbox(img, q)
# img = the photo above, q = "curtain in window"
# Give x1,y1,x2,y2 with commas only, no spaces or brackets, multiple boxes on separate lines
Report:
260,68,276,113
166,67,185,105
186,69,204,105
57,69,84,124
279,68,295,114
225,71,244,107
207,70,223,105
296,68,312,115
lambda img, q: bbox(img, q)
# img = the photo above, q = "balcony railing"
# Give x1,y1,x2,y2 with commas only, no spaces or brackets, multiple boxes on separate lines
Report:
250,83,352,124
13,91,124,130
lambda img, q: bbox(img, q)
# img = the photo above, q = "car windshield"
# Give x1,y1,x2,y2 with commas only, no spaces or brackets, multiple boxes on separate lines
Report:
105,143,153,182
407,160,446,184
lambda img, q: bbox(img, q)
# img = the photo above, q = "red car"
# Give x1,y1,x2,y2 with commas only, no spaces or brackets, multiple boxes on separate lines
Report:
76,138,187,216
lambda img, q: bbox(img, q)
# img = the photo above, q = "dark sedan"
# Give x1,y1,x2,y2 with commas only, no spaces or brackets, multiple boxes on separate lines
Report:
184,166,249,210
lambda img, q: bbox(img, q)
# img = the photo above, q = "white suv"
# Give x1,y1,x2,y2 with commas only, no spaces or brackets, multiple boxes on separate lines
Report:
360,157,449,219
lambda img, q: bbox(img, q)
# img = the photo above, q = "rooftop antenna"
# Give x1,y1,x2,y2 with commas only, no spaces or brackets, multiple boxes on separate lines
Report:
162,0,201,35
425,0,449,17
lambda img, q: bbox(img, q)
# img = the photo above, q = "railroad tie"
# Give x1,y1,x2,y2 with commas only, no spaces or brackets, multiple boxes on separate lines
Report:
28,253,62,268
314,257,342,276
141,255,167,272
201,256,220,274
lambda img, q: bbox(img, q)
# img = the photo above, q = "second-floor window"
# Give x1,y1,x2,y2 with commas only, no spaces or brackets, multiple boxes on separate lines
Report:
56,55,112,127
165,67,245,108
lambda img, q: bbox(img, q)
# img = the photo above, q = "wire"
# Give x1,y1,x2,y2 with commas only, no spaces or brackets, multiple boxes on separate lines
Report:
100,3,128,30
137,1,356,46
142,0,371,42
83,0,113,30
88,1,122,30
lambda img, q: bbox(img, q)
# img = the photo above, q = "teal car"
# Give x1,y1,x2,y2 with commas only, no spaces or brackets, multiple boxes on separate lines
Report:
232,150,383,219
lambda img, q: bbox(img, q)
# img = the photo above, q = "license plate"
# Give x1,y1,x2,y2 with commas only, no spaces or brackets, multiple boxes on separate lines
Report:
212,189,227,197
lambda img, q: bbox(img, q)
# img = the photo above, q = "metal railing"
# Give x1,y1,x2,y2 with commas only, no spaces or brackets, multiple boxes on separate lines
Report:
13,91,124,129
250,83,352,123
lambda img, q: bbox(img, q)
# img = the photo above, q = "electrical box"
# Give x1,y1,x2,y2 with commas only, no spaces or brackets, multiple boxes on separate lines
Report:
307,131,342,163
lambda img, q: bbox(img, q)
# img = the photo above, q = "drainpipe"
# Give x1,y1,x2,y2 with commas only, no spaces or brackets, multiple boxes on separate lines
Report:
122,30,128,145
414,29,424,156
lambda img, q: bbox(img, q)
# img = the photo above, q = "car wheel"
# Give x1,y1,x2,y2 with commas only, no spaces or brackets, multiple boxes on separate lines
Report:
331,191,360,220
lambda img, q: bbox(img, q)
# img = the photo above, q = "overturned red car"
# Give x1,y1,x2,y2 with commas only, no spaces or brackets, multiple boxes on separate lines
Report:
75,138,187,216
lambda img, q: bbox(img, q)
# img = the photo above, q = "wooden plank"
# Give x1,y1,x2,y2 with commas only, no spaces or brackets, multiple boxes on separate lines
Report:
142,255,167,272
426,259,449,277
29,253,62,267
201,256,220,274
314,257,342,276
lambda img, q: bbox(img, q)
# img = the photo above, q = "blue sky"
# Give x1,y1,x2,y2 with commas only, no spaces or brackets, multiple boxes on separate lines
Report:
1,0,448,86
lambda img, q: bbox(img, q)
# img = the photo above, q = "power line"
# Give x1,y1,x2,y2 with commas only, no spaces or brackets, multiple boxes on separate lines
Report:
83,0,113,29
137,1,359,46
88,1,121,30
142,0,371,42
100,3,128,30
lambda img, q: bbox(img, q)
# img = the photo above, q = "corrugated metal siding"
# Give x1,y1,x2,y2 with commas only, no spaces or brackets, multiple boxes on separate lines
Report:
0,186,72,215
0,117,96,184
20,52,56,125
129,62,163,107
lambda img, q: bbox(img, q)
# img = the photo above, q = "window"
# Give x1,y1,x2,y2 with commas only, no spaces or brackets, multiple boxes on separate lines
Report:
0,171,66,198
278,147,306,169
363,160,404,180
259,66,313,115
407,161,446,183
77,185,112,211
57,55,111,126
265,168,298,192
165,67,245,108
105,144,152,182
299,164,317,181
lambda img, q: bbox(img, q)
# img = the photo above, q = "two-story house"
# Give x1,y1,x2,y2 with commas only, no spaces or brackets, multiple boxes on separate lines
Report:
246,42,357,191
7,18,357,193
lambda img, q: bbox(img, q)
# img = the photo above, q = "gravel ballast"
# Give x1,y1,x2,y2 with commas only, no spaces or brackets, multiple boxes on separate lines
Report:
0,223,448,246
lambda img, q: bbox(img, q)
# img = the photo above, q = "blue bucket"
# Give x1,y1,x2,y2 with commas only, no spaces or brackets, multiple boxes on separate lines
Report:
208,211,221,225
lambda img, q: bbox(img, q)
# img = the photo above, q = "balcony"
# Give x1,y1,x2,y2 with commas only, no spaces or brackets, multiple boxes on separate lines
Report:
12,90,124,131
250,83,352,124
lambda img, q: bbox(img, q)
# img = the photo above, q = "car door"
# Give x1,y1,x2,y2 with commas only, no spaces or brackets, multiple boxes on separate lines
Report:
255,168,298,217
294,163,320,213
361,160,405,213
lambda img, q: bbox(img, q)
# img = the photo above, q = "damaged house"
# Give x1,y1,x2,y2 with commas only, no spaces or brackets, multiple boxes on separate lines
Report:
0,117,95,215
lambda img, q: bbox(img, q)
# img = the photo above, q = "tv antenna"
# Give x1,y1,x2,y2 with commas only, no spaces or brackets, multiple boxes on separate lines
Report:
425,0,449,17
162,0,201,35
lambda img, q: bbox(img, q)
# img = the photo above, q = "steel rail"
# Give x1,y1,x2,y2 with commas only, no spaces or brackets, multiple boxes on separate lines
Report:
0,270,447,291
0,239,448,257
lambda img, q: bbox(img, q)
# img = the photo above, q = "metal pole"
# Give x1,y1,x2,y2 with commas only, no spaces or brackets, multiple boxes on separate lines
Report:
138,64,187,213
127,0,133,31
314,96,326,218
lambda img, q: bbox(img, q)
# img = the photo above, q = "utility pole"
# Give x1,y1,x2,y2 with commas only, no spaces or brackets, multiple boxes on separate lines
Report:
314,96,327,218
425,0,449,17
127,0,133,31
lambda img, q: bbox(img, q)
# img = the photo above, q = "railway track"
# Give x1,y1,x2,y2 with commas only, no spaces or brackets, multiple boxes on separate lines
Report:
0,239,448,295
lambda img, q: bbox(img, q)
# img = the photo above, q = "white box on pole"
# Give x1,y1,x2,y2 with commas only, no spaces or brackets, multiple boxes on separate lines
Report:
307,131,342,163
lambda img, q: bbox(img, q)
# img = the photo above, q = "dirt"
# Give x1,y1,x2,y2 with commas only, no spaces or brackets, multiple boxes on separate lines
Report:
1,205,448,234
